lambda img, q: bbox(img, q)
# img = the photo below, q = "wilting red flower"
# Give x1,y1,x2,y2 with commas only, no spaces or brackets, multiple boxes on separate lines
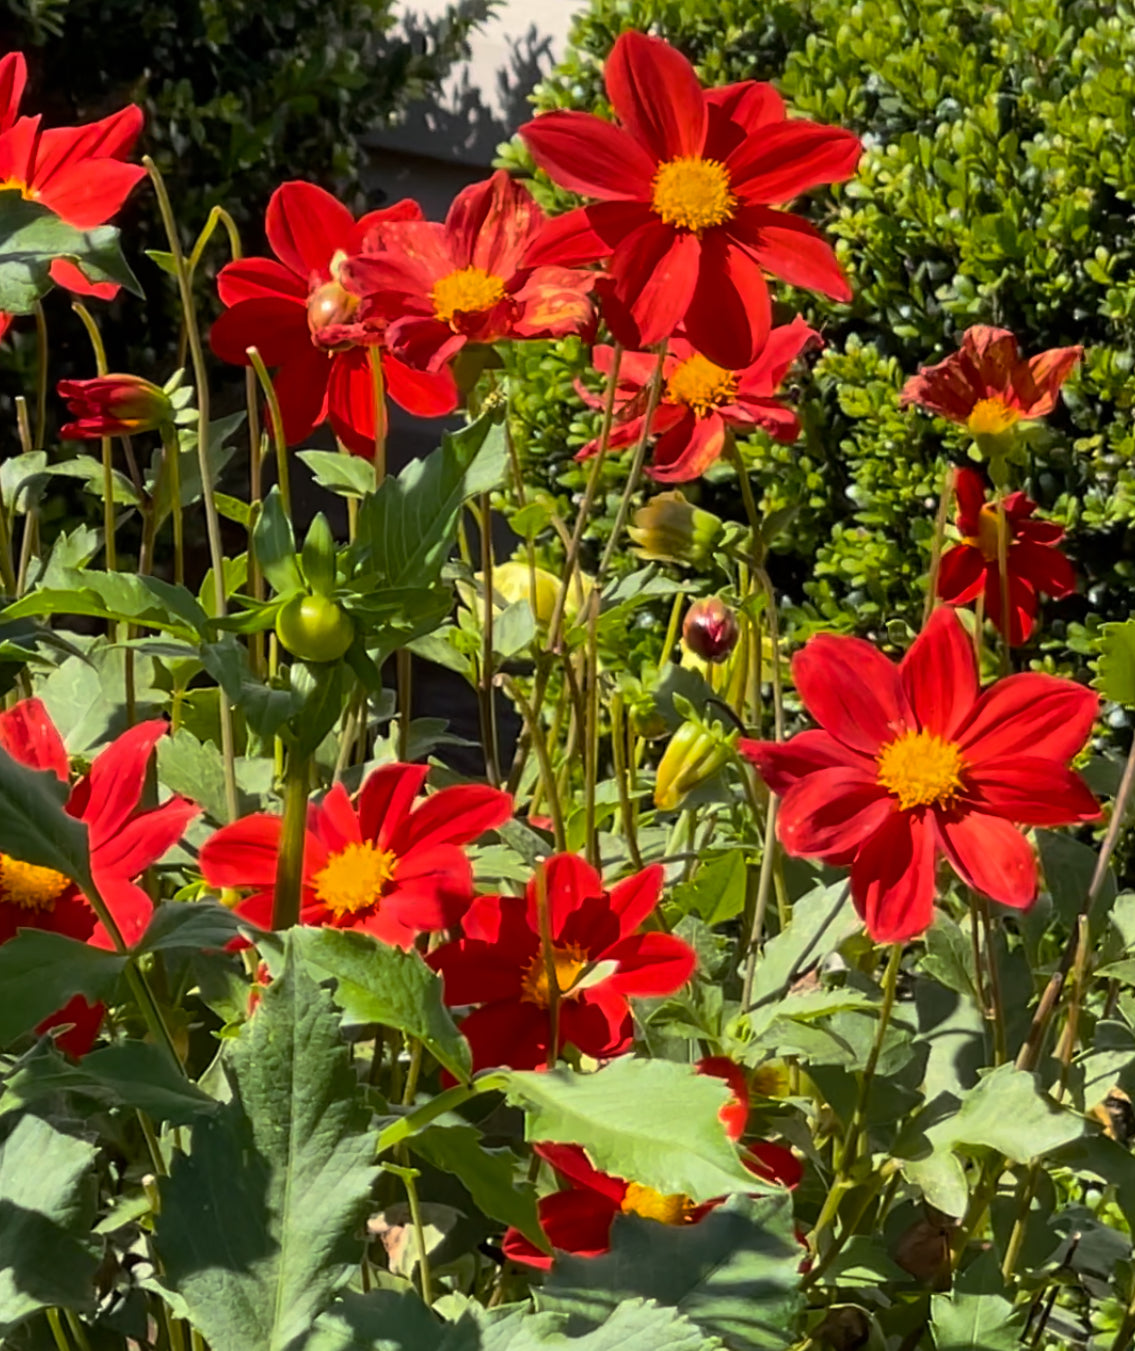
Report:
210,181,459,457
740,608,1099,944
0,52,145,338
340,170,595,376
578,317,817,481
900,326,1082,437
199,763,512,947
57,373,173,439
520,32,859,369
937,467,1076,645
502,1135,800,1269
429,853,696,1073
0,699,198,1056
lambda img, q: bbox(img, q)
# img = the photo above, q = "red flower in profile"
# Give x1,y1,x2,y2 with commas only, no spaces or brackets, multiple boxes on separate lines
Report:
209,181,459,457
937,468,1076,645
519,31,860,369
740,608,1099,944
199,763,512,948
502,1135,800,1269
340,170,595,375
0,52,145,338
57,373,173,439
0,699,198,1055
578,317,817,481
900,326,1082,437
429,853,696,1072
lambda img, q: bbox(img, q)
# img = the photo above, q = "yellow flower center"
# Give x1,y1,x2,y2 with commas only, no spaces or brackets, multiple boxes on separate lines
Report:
520,942,589,1008
876,730,966,811
0,178,36,201
962,503,1011,563
0,854,71,911
966,397,1021,438
651,156,736,233
311,841,398,918
665,353,738,416
430,266,507,326
620,1181,695,1225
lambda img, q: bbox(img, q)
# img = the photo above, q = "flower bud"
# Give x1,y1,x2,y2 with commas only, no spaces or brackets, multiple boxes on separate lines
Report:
57,374,174,440
629,490,724,566
654,719,735,811
306,279,359,342
682,597,739,663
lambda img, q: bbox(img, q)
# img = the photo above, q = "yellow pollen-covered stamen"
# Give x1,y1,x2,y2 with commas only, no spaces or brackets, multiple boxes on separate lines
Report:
962,503,1010,564
876,730,966,811
620,1181,696,1225
665,353,738,416
520,942,589,1008
966,397,1021,438
0,854,71,911
0,178,36,201
311,841,397,918
430,266,507,327
650,156,736,233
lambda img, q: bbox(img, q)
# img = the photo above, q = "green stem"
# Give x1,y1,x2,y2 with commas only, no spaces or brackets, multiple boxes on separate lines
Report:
247,345,291,522
994,491,1012,675
159,423,185,587
63,1310,93,1351
535,864,561,1068
272,749,310,930
32,300,48,452
397,650,413,761
597,350,665,579
502,675,566,851
46,1309,73,1351
975,894,1007,1065
478,495,500,785
386,1164,433,1305
369,348,387,483
376,1075,508,1153
923,463,954,625
583,595,600,868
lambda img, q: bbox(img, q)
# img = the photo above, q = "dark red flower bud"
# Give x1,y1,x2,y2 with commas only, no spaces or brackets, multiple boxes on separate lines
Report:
682,597,739,663
57,374,173,439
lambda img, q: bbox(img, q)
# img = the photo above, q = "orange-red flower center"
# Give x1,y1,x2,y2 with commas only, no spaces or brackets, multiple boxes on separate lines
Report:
311,841,398,918
651,156,736,233
963,503,1010,563
430,266,507,326
665,353,738,416
0,854,71,911
876,730,965,810
966,397,1021,438
620,1181,695,1224
520,942,589,1007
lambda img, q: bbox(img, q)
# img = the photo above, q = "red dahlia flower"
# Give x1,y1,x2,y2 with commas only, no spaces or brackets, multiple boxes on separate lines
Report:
578,317,817,481
900,326,1082,438
57,373,173,439
0,52,146,337
429,853,696,1072
0,699,198,1055
502,1135,800,1269
339,170,595,376
519,31,860,369
199,762,512,947
209,181,459,457
937,467,1075,645
740,608,1099,944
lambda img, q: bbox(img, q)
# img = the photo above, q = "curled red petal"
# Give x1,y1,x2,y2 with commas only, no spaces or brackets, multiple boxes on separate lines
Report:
0,697,69,779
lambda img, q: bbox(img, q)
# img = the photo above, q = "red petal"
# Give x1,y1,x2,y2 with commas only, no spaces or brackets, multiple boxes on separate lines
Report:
80,722,167,849
208,297,310,367
37,105,141,168
728,120,862,204
957,673,1098,765
851,810,937,943
266,181,357,280
382,351,459,419
531,1186,619,1258
648,412,724,482
92,795,198,881
900,607,978,740
704,81,786,158
605,30,706,160
430,934,529,1006
745,1141,803,1190
356,763,429,848
607,864,664,937
936,545,985,605
311,781,362,854
199,814,283,889
511,266,595,341
537,1142,626,1201
37,994,104,1060
560,988,632,1058
326,347,378,457
520,110,655,201
392,783,512,855
0,697,68,778
446,169,543,276
603,931,697,996
982,569,1036,647
737,315,820,394
273,345,332,447
952,466,985,533
606,222,699,349
683,234,771,370
521,201,653,268
739,729,869,796
696,1056,750,1141
501,1228,553,1270
383,844,474,932
34,155,146,230
458,1000,548,1073
91,876,153,948
217,257,306,305
1011,538,1076,599
731,205,851,301
792,633,909,756
384,314,464,375
964,756,1100,826
0,52,26,133
777,768,893,860
935,810,1037,909
526,853,604,939
1020,344,1083,417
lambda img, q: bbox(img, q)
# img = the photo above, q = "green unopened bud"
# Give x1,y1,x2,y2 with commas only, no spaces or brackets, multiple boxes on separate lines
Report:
301,512,338,596
629,490,724,566
654,718,736,811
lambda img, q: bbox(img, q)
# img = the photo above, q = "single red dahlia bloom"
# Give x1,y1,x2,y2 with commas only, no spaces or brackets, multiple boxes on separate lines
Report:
899,326,1082,437
199,762,512,947
0,699,198,1056
428,853,696,1073
502,1134,800,1269
57,373,173,439
339,169,595,376
209,181,459,457
519,31,860,369
740,607,1099,944
937,467,1075,645
578,316,817,481
0,52,146,338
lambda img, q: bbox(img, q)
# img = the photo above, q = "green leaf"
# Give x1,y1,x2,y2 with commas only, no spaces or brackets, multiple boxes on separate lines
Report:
1095,618,1135,708
1,571,207,639
0,190,141,313
252,486,302,596
356,409,507,588
0,1041,216,1124
155,940,378,1351
0,746,93,891
925,1063,1085,1164
669,849,747,925
295,927,471,1083
0,930,125,1047
409,1120,544,1247
298,450,378,499
504,1059,756,1202
0,1114,100,1334
134,899,245,955
747,882,858,1011
540,1194,802,1350
930,1252,1024,1350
